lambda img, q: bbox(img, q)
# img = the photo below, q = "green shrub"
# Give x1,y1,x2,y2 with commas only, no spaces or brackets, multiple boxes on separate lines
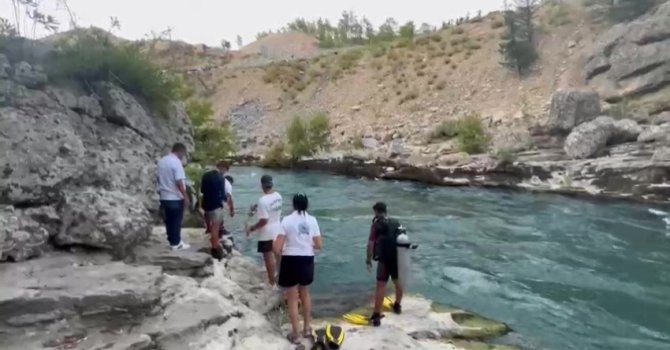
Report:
452,27,465,35
337,49,364,71
456,113,489,154
262,141,290,168
48,32,188,115
286,113,331,160
430,34,443,42
495,149,518,166
431,120,459,141
187,100,237,164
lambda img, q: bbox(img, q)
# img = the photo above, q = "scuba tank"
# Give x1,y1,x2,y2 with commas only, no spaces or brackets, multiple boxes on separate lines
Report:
396,226,417,290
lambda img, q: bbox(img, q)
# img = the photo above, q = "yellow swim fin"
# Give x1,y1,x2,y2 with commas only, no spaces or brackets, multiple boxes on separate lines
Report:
382,297,394,312
342,313,369,326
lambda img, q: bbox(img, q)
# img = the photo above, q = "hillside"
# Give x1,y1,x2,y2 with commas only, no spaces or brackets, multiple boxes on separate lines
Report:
165,2,601,155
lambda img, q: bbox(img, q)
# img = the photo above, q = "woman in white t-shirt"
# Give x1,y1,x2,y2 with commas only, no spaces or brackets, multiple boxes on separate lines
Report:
273,193,323,344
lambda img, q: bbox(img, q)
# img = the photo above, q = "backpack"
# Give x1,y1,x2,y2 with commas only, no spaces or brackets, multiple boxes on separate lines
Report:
311,324,345,350
373,217,402,262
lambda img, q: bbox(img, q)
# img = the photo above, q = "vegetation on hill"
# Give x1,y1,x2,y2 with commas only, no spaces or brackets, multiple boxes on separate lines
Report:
431,114,490,154
256,10,483,49
263,113,331,167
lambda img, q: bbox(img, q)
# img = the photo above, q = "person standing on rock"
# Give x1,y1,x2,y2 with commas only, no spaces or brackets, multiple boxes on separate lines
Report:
157,143,191,250
246,175,283,286
366,202,403,327
273,193,323,344
200,160,230,259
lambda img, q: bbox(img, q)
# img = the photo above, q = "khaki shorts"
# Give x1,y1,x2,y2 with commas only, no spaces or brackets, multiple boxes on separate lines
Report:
205,208,224,223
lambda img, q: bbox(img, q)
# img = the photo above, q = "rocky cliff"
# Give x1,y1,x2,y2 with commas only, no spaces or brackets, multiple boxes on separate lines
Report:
0,52,193,262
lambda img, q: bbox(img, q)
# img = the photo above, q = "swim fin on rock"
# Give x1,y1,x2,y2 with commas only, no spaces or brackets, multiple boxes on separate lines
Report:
342,313,369,325
382,297,394,312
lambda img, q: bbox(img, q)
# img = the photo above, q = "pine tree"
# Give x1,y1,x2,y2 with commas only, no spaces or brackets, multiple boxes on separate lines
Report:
499,9,538,76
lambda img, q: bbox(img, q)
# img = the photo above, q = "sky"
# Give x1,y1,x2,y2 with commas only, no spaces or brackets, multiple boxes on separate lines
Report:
1,0,504,47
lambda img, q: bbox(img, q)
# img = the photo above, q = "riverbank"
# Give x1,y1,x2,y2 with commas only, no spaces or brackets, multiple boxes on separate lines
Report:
233,141,670,204
0,226,521,350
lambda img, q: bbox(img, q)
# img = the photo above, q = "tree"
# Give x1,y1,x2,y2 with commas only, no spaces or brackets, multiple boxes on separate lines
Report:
0,17,17,37
109,16,120,33
377,18,398,41
220,39,231,51
399,21,415,40
499,10,537,76
514,0,539,43
362,17,375,43
236,35,243,49
187,100,236,164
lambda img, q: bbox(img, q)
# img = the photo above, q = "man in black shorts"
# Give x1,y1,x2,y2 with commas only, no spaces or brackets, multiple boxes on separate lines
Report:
366,202,403,326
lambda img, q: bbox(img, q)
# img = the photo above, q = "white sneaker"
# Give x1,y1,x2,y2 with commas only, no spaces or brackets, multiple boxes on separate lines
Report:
170,241,191,251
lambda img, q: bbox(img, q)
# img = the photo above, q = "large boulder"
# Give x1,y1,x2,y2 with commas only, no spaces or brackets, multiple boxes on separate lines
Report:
585,3,670,111
564,116,616,159
0,107,87,205
95,82,157,136
611,118,643,143
56,188,153,257
547,90,601,133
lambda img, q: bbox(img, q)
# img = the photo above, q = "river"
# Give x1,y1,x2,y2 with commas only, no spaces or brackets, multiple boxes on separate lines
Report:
224,167,670,350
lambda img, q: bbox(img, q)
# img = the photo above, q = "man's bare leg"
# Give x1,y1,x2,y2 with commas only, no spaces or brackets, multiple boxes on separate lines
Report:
263,252,276,286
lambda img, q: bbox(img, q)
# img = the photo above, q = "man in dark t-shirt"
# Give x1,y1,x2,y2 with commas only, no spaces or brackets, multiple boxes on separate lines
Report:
200,161,228,259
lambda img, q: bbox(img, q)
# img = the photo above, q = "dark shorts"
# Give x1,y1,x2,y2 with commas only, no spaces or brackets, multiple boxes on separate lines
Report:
376,259,399,282
278,255,315,288
257,240,273,253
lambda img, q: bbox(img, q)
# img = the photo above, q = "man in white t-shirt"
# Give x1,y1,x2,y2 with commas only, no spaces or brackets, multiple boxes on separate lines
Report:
246,174,283,286
157,143,191,250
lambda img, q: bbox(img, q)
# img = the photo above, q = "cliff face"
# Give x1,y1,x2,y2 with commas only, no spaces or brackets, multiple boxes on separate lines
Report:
0,53,193,262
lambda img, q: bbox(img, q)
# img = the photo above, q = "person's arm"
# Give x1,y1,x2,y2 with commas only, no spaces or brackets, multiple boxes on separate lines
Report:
174,163,189,208
273,220,288,255
246,199,268,235
312,217,323,251
366,222,376,268
225,180,234,217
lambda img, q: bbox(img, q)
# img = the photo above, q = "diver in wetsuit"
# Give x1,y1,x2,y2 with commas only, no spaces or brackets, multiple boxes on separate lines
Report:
366,202,403,327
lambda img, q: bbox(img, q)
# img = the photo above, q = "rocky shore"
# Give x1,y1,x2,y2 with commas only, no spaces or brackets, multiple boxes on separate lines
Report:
1,227,523,350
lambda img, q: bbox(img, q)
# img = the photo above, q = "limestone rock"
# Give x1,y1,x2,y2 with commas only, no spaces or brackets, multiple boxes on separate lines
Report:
387,140,409,159
586,4,670,108
547,90,601,133
95,82,155,136
491,126,532,153
652,111,670,125
75,95,103,117
611,118,642,144
56,188,152,257
652,147,670,163
0,206,50,262
0,260,162,328
438,152,470,166
0,107,87,205
361,137,379,150
46,87,78,109
564,116,615,159
131,229,213,277
13,61,47,88
637,124,670,143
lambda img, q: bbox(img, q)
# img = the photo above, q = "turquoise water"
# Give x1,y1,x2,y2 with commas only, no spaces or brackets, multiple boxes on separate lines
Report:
226,167,670,350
